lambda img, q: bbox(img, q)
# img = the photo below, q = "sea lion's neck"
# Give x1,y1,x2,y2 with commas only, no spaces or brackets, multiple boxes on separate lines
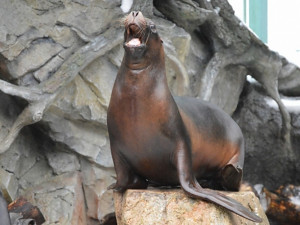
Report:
113,57,171,104
120,57,167,88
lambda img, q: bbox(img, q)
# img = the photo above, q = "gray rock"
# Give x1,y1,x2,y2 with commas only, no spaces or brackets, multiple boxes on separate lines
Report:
42,111,112,167
23,172,87,225
80,56,118,108
57,0,122,36
279,62,300,96
51,75,108,124
131,0,154,17
46,149,80,175
7,40,63,79
209,65,247,115
33,55,64,82
0,92,55,199
0,168,18,202
48,25,79,48
233,83,300,189
18,156,54,193
0,27,44,61
80,158,115,222
154,17,192,96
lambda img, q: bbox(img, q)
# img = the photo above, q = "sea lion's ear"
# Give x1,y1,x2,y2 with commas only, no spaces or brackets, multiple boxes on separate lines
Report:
161,39,163,44
149,23,157,33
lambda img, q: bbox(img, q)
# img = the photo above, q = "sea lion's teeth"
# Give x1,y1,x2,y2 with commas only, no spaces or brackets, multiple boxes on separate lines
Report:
127,38,141,46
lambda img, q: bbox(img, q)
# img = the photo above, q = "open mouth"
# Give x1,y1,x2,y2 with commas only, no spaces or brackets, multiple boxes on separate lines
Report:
125,24,144,48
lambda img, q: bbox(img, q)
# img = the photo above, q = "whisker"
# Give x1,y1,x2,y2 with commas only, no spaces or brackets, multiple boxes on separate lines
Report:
145,32,150,45
137,27,144,35
138,28,146,39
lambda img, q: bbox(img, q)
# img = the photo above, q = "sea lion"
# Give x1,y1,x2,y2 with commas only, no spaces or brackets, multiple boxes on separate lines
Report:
0,191,11,225
107,11,262,222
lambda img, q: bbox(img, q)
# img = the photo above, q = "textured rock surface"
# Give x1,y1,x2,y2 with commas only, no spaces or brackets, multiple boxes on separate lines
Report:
23,172,87,225
0,92,55,200
114,189,269,225
233,83,300,190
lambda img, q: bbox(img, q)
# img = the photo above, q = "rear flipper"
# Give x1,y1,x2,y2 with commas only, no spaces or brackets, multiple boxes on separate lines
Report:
175,142,262,223
220,164,243,191
182,180,262,222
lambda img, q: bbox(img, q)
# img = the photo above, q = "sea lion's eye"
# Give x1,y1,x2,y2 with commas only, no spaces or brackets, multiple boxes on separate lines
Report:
149,24,157,33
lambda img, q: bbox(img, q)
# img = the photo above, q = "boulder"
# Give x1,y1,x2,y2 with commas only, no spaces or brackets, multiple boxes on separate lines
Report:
114,189,269,225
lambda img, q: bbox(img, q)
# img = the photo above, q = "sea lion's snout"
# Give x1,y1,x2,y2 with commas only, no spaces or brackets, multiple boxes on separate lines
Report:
122,11,163,68
124,11,146,48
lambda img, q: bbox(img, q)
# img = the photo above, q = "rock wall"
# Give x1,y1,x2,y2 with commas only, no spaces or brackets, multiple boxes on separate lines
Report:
0,0,299,224
233,82,300,189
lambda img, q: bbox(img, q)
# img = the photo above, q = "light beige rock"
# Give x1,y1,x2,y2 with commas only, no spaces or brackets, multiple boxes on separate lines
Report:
114,189,269,225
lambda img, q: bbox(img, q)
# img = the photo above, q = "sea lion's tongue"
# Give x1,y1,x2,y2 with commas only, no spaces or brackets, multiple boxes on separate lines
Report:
126,38,141,47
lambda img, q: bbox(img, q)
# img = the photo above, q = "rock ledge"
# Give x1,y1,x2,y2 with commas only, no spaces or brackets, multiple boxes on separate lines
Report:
114,189,269,225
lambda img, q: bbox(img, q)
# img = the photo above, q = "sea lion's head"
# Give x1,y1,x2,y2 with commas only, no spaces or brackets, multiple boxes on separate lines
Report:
123,11,164,69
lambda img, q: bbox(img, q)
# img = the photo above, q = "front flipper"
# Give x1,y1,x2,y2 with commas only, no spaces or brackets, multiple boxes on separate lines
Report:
110,144,148,192
175,143,262,223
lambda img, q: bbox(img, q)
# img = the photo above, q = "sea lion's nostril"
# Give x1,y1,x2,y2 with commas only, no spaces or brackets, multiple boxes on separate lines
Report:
131,11,139,17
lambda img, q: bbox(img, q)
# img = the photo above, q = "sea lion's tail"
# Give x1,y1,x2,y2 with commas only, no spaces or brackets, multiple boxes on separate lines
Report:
181,183,263,223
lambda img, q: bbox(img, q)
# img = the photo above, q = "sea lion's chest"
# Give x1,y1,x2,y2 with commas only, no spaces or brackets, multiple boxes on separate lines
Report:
107,82,180,179
108,87,176,147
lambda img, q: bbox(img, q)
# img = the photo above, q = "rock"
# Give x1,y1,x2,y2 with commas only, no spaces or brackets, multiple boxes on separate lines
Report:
114,189,269,225
233,83,300,190
0,92,55,199
131,0,154,17
18,156,54,193
80,158,115,222
42,111,112,166
48,25,79,48
23,172,87,225
208,65,247,115
0,168,18,202
57,0,122,36
154,17,192,96
80,56,118,108
7,39,63,79
33,55,64,82
0,0,40,44
40,73,113,166
278,62,300,96
184,32,211,96
45,149,80,175
0,27,44,61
